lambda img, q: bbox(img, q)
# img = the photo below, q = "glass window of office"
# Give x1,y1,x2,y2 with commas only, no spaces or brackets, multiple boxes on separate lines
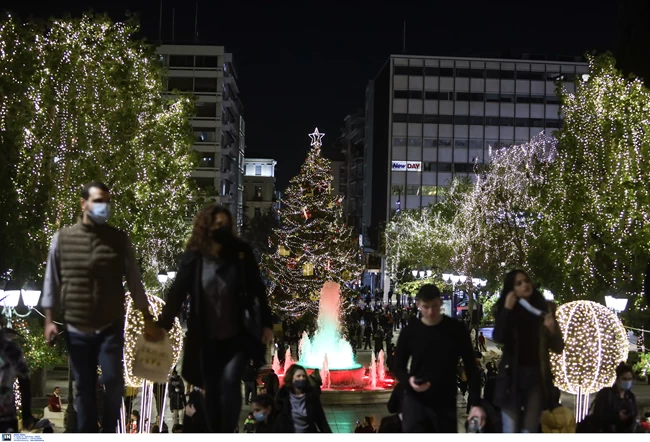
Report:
194,127,217,142
195,104,217,118
195,56,219,68
167,77,193,92
195,77,217,93
168,55,194,67
254,208,262,218
199,154,215,168
255,165,262,176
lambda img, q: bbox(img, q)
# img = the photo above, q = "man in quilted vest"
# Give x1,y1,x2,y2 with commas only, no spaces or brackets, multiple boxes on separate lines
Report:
41,181,158,433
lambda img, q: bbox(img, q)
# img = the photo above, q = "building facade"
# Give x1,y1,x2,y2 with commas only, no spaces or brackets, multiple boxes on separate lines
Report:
243,158,277,222
157,45,246,226
363,54,589,253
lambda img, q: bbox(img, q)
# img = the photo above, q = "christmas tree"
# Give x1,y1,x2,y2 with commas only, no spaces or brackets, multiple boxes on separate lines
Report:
263,128,363,317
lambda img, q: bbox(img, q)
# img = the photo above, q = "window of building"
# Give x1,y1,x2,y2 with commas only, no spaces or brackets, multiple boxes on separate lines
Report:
408,137,422,146
424,67,439,76
195,56,219,68
194,128,217,142
168,55,194,67
424,162,435,171
255,165,262,176
167,77,193,92
470,116,485,125
485,93,500,102
254,208,262,218
394,90,423,99
254,186,263,201
195,77,217,93
406,186,420,195
546,120,562,128
456,92,484,102
455,163,475,173
392,137,407,147
516,71,545,81
394,66,424,76
454,139,468,148
546,95,561,105
421,185,438,196
425,91,453,100
454,116,469,125
438,139,452,147
439,67,454,77
391,185,404,195
195,103,217,118
423,138,436,148
199,154,215,168
437,163,452,172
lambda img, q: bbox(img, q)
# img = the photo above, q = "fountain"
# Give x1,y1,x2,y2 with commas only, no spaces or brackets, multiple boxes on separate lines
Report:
322,354,331,390
370,352,377,388
272,349,281,374
283,347,294,374
377,350,386,382
291,281,394,403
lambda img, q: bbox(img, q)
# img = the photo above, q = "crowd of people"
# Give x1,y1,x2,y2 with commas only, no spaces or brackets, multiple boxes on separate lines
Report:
0,180,634,434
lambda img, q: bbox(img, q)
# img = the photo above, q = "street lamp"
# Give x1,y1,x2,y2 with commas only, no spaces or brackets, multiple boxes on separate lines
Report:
0,280,41,328
157,271,169,285
605,296,628,314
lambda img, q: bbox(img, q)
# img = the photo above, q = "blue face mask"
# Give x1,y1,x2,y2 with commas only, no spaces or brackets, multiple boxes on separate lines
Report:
87,202,111,224
253,412,266,422
619,380,632,391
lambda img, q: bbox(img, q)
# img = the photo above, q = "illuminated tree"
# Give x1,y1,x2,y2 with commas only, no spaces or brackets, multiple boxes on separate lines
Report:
263,129,363,317
0,13,197,286
541,54,650,309
452,133,557,286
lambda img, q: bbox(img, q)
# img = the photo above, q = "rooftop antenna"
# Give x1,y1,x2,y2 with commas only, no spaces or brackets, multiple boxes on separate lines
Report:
172,8,175,42
158,0,163,42
402,21,406,54
194,1,199,42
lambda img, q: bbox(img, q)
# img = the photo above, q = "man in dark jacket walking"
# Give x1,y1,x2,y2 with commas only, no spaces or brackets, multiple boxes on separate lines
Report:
364,324,373,350
169,369,186,426
42,182,156,433
243,361,258,405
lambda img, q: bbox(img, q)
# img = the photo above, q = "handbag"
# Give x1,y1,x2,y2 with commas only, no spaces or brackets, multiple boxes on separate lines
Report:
132,334,174,383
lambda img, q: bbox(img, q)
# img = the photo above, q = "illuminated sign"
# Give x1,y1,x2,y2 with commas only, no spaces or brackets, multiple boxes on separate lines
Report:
391,161,421,172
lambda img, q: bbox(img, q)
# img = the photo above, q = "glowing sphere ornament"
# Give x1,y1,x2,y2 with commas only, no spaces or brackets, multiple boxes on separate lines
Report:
551,300,628,394
123,293,184,388
550,300,628,421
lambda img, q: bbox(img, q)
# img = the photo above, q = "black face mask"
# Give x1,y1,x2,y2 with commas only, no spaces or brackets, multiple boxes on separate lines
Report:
211,226,234,245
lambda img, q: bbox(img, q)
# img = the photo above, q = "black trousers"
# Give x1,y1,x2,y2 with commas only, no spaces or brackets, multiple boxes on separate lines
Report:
200,337,247,433
402,390,458,433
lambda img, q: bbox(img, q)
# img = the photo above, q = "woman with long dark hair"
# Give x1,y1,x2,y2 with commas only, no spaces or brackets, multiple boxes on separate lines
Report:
153,204,273,432
275,364,331,433
492,270,564,433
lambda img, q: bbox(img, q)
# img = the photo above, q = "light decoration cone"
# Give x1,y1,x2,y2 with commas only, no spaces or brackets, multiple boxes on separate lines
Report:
123,293,183,387
550,300,628,421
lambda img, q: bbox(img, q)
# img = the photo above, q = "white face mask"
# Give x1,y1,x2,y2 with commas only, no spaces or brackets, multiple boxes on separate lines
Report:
519,298,543,317
87,202,111,224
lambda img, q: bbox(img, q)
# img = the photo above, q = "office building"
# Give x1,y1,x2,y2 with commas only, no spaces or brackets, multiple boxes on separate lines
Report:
157,44,246,226
243,158,277,222
363,54,589,254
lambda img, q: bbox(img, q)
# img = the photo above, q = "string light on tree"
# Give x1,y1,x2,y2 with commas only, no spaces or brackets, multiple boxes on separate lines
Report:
262,128,363,317
550,300,628,421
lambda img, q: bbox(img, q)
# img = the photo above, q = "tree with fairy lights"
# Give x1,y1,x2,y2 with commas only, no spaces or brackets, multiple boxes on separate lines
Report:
540,54,650,310
0,14,197,286
263,129,363,317
452,133,557,285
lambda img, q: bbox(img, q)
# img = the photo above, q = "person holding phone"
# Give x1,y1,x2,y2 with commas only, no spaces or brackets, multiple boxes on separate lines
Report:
395,284,486,432
492,270,564,433
590,362,639,433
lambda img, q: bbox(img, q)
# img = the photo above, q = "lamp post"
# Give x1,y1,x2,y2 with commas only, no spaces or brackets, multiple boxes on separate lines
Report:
0,280,42,328
605,296,628,315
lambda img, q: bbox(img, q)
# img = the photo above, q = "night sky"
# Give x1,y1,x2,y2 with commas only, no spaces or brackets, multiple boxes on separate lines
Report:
6,0,619,189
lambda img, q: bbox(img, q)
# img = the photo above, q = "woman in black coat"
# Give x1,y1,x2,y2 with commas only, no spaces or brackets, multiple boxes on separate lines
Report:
274,364,331,433
156,204,274,433
492,270,564,433
591,362,639,433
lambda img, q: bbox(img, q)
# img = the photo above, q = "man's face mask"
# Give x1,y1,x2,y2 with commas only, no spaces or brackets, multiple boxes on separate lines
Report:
87,202,111,224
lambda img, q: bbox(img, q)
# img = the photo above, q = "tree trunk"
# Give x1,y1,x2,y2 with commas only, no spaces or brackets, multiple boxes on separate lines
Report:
30,368,46,398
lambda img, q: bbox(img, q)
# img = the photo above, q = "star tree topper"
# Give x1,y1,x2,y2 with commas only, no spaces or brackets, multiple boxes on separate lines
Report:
309,127,325,147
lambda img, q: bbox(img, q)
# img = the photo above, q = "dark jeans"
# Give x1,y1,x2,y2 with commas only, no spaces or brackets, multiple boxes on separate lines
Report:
402,390,457,433
66,322,124,433
200,337,247,432
244,381,255,404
